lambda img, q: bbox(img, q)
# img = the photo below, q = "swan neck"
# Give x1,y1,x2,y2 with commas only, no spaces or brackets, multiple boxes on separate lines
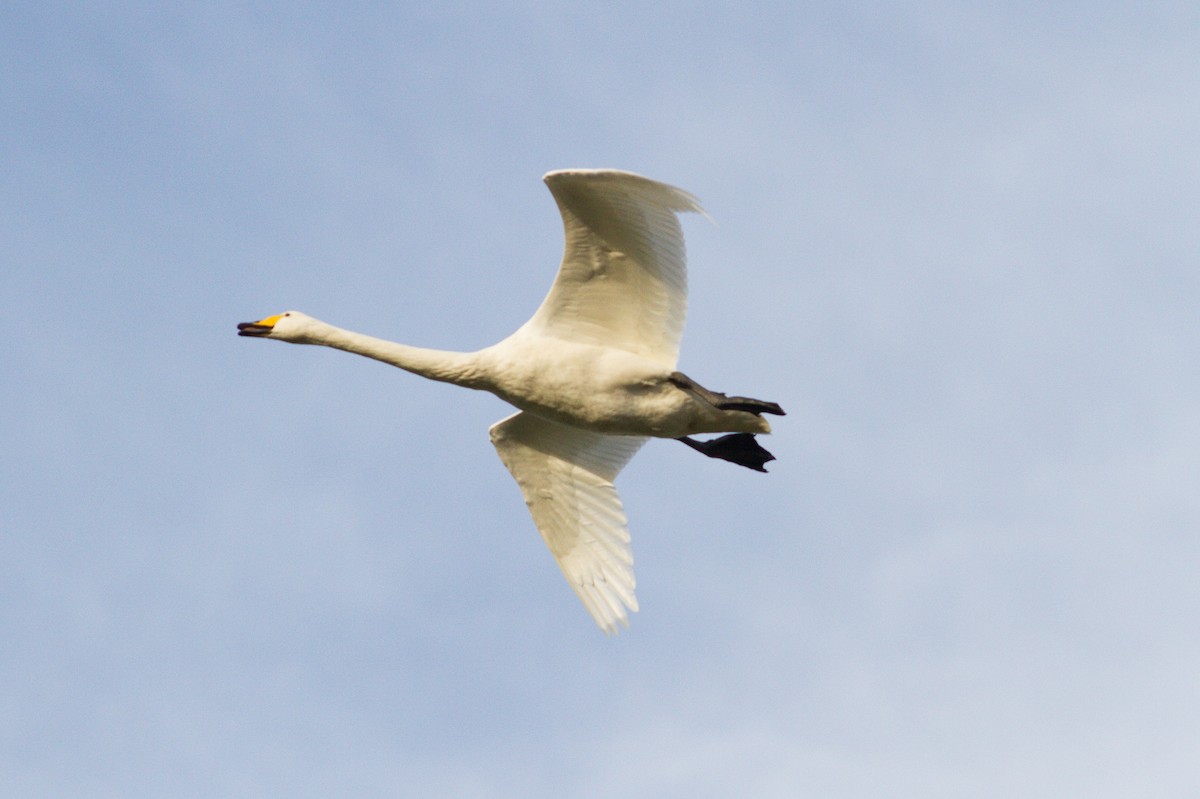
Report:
313,324,482,387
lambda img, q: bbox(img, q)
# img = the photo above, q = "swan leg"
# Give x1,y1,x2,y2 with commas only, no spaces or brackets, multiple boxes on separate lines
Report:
677,434,776,472
669,372,785,416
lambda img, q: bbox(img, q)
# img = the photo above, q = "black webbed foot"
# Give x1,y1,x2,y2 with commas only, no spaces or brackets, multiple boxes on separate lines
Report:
677,433,777,472
715,397,786,416
668,372,785,417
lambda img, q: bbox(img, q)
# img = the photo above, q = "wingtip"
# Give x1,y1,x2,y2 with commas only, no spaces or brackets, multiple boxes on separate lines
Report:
575,579,638,636
542,168,707,216
597,613,632,637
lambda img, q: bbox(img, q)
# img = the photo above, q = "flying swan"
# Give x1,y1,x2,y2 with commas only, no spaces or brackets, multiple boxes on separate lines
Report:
238,169,784,634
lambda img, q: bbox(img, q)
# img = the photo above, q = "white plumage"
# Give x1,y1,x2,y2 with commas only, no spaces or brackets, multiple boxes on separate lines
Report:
239,169,781,634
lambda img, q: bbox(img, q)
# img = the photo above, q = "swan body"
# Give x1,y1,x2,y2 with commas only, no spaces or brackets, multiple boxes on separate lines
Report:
239,169,783,634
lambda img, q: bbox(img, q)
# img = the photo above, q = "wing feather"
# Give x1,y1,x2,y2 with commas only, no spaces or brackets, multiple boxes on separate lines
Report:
522,169,704,368
489,411,646,634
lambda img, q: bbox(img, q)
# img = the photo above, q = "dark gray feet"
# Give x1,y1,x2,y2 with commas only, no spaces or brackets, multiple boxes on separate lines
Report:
677,433,777,472
669,372,785,417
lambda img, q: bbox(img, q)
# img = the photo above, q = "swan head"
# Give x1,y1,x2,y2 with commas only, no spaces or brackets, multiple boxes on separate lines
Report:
237,310,319,342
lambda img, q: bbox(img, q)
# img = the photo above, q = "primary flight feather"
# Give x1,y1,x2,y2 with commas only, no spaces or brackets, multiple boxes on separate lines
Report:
238,169,784,634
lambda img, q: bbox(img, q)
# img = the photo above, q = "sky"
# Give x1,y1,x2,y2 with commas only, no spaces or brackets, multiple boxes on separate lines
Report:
3,2,1199,796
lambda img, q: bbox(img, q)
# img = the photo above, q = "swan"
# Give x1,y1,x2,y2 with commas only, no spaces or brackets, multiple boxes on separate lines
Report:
238,169,783,634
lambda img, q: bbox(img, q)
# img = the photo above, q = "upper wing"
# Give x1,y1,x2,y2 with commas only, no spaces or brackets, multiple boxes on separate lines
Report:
520,169,704,369
489,411,647,634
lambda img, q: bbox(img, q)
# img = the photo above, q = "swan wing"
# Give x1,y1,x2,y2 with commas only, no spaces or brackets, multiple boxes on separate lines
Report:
523,169,704,368
489,411,647,634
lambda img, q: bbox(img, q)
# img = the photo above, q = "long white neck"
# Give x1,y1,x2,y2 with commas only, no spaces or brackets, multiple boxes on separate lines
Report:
304,321,485,388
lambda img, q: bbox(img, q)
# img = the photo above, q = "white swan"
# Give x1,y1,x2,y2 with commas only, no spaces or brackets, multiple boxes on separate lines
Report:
238,169,783,634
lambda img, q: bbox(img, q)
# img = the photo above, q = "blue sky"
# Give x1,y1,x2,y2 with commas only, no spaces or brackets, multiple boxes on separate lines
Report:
3,2,1199,796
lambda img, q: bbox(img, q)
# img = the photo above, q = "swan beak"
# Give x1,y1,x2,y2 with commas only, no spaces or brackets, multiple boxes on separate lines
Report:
237,314,282,337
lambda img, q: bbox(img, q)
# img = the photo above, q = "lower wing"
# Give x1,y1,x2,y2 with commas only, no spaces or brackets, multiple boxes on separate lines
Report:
489,411,647,634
